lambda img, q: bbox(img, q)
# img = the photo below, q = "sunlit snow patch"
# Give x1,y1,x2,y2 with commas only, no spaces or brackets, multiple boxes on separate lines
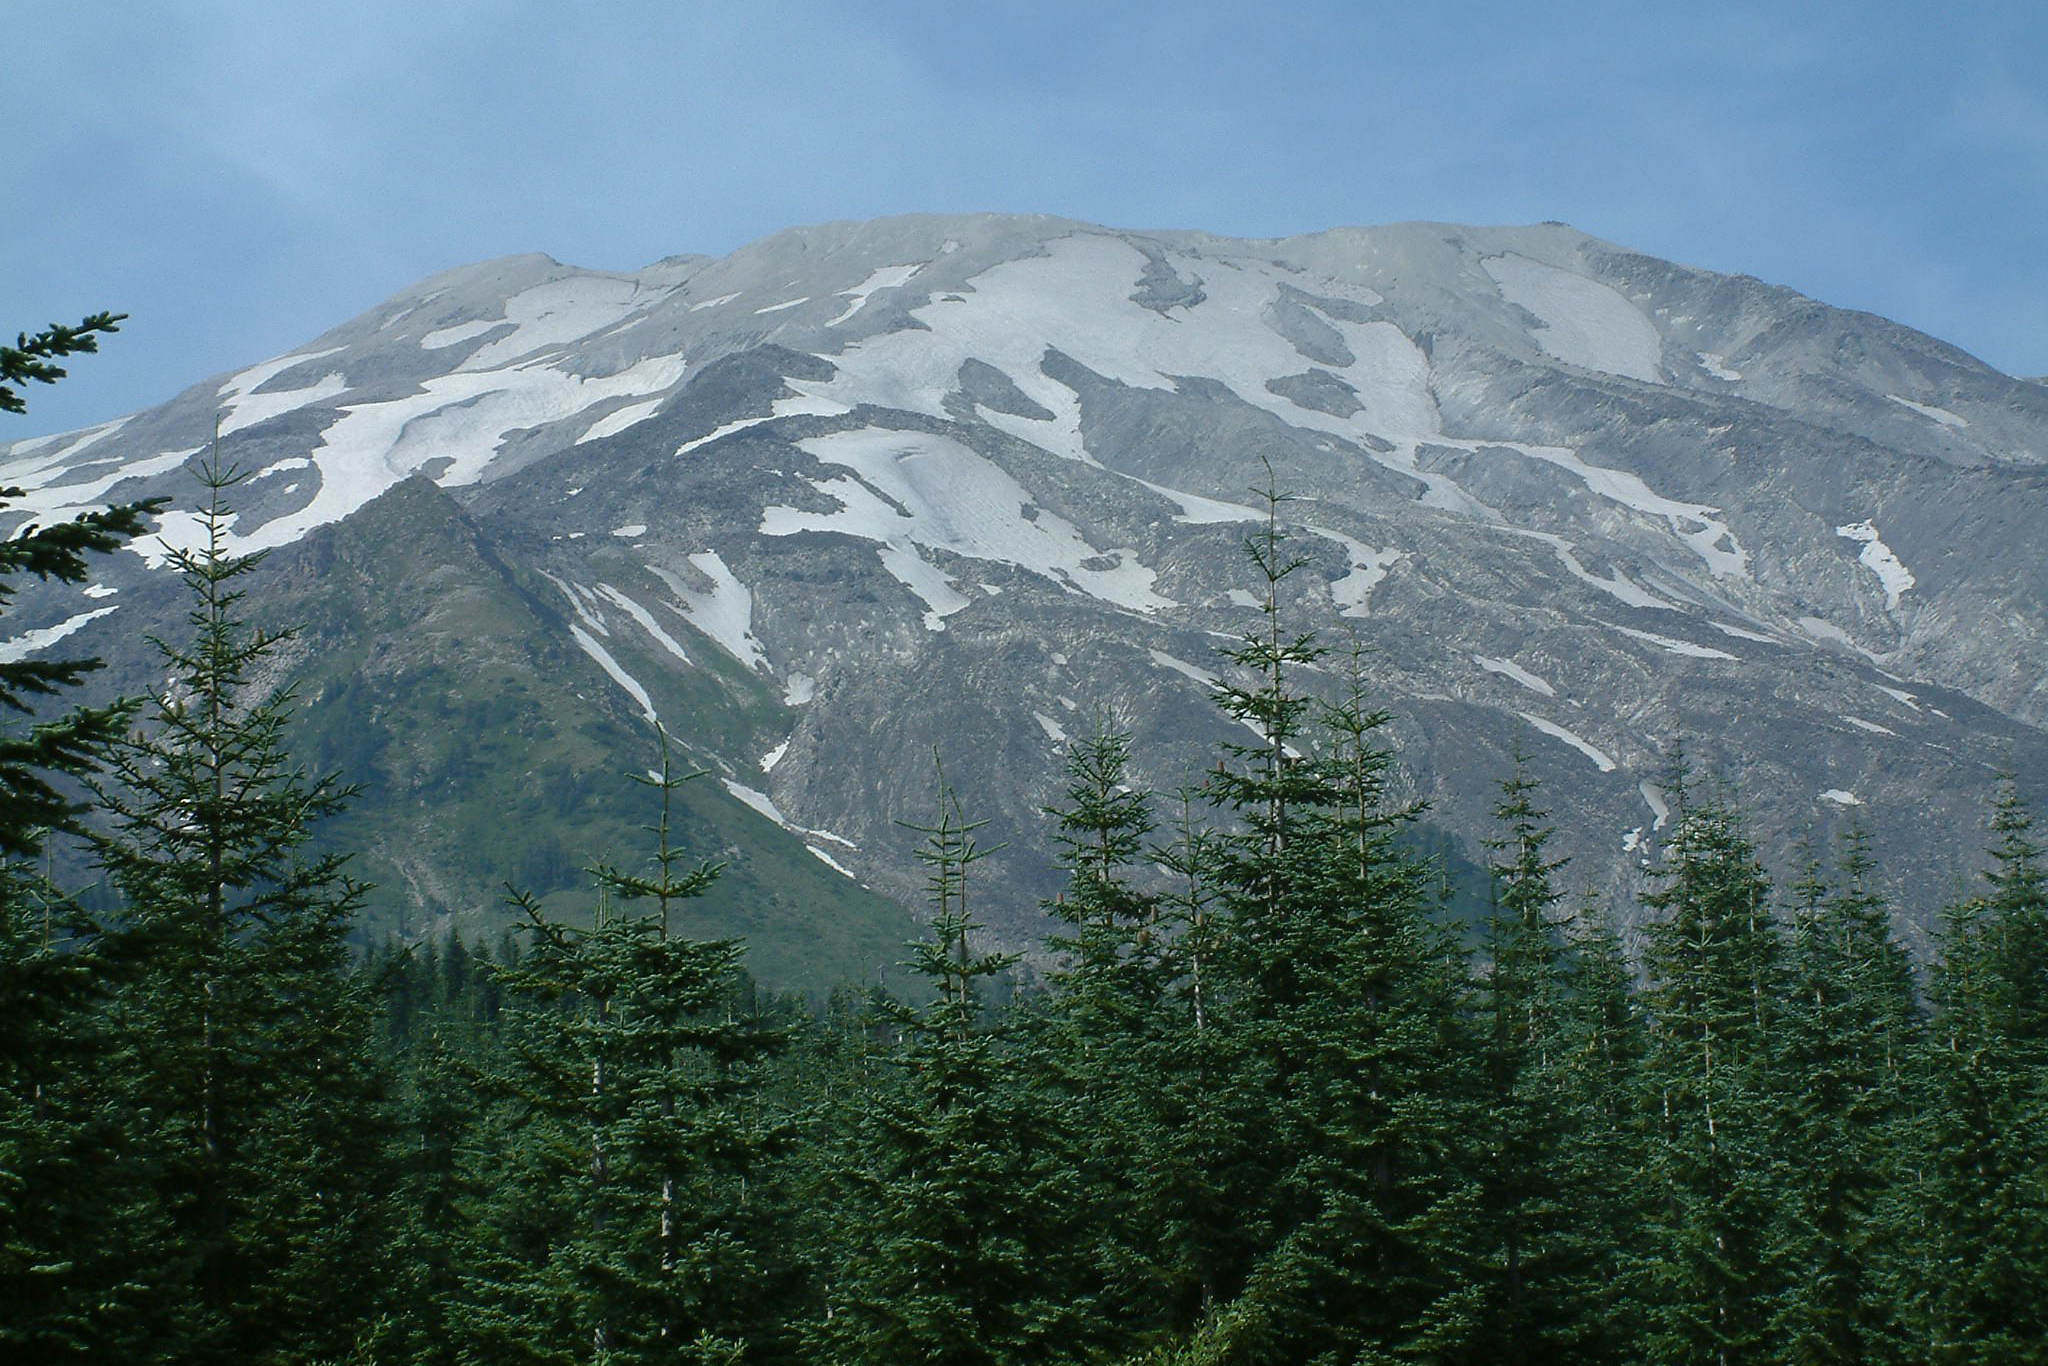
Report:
1884,394,1967,429
1481,255,1663,383
1613,626,1737,661
1518,713,1617,772
826,263,924,327
569,624,656,722
763,429,1174,617
1820,789,1864,806
1474,655,1556,697
650,553,768,670
0,606,119,663
1834,520,1914,610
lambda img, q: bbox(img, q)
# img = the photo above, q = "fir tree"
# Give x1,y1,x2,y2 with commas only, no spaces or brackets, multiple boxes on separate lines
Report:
1773,831,1920,1363
809,772,1100,1366
1907,780,2048,1362
89,443,395,1365
1632,787,1790,1366
1470,757,1579,1363
462,734,787,1364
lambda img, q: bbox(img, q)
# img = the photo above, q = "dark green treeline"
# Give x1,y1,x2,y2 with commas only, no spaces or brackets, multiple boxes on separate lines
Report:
4,357,2048,1363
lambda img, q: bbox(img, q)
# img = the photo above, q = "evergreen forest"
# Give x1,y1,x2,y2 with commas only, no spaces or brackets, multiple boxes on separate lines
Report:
4,318,2047,1365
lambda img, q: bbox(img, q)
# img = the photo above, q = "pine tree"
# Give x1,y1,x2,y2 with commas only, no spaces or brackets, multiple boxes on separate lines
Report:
0,310,170,1363
1190,486,1480,1363
89,443,395,1364
1773,831,1921,1363
1470,757,1578,1363
461,734,787,1364
808,773,1100,1366
1907,780,2048,1362
1632,787,1790,1366
1550,892,1648,1364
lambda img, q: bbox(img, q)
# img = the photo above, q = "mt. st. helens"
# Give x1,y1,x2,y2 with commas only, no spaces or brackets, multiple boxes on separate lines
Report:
5,214,2044,974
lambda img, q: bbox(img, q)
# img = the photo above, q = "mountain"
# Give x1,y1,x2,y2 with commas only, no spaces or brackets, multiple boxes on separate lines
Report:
5,214,2045,974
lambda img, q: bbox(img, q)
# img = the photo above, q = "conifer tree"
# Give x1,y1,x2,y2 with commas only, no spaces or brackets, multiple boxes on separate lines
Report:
1773,831,1920,1363
1033,715,1175,1348
462,735,787,1364
1550,892,1648,1363
1471,758,1579,1363
1907,781,2048,1362
89,443,395,1365
1632,787,1790,1366
1192,487,1479,1362
809,773,1099,1366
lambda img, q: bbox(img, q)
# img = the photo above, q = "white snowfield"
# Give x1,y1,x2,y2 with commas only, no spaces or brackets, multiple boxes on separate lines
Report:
651,553,768,671
1884,394,1967,429
762,428,1174,620
1473,655,1557,698
1517,712,1617,772
1835,520,1915,610
1482,254,1665,384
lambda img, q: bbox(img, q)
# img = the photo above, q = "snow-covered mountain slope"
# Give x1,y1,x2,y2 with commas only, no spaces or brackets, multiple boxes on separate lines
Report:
7,214,2045,953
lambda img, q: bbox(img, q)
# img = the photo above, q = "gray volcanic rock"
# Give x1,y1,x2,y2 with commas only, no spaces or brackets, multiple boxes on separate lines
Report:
5,214,2043,960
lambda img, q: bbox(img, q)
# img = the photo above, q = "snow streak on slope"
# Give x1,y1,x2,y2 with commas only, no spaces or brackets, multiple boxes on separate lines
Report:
1482,255,1664,383
1835,520,1915,609
794,234,1441,458
761,429,1174,615
1520,712,1618,772
237,351,688,551
0,607,120,662
651,554,768,670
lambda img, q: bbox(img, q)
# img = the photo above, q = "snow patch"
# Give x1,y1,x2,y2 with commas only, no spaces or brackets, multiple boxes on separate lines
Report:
1613,626,1738,661
721,778,787,824
1834,520,1915,610
591,584,694,665
761,739,790,773
1482,255,1664,383
1478,441,1747,579
611,523,648,539
753,297,809,315
1876,685,1920,710
219,371,348,436
1697,352,1741,381
1820,789,1864,806
1843,715,1897,736
1474,655,1556,697
784,672,815,706
688,292,741,312
1305,523,1402,612
1640,782,1670,830
458,276,654,372
763,428,1174,615
807,845,859,879
650,553,768,671
1885,394,1967,429
569,624,656,722
0,606,119,662
578,398,667,445
826,263,924,326
1033,711,1069,743
1148,649,1219,688
1518,713,1616,772
420,320,501,350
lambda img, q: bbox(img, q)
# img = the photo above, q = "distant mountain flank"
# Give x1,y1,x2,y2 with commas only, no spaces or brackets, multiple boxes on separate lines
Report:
6,214,2044,968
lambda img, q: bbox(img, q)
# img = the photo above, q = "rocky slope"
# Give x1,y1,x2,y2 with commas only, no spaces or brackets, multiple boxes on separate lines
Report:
6,214,2044,968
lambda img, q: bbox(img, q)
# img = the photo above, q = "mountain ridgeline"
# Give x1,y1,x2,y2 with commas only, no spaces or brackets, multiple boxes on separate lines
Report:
4,213,2046,964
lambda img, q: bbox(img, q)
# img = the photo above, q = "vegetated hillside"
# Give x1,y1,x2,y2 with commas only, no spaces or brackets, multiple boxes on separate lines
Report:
5,213,2045,969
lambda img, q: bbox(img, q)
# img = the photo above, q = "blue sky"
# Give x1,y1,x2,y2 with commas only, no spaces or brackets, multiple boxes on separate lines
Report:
6,0,2044,437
